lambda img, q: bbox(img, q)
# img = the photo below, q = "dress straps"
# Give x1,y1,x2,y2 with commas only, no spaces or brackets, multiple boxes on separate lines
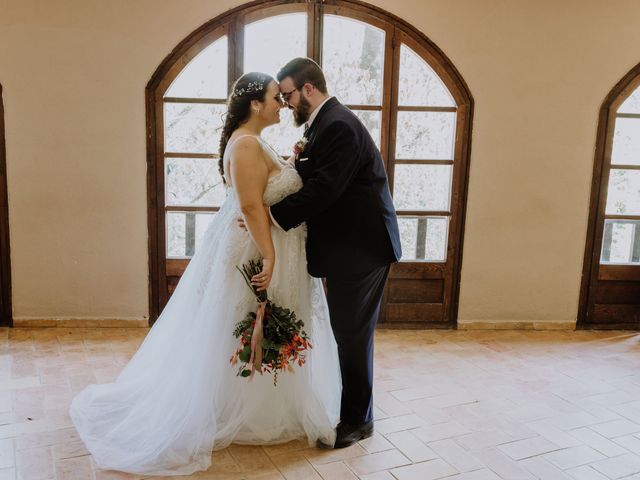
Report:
226,134,261,151
224,134,283,186
229,134,284,170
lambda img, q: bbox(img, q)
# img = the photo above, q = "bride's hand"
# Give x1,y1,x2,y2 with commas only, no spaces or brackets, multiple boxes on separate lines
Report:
251,258,274,291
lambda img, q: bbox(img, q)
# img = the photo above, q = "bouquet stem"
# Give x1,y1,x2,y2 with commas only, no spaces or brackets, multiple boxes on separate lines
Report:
248,301,266,379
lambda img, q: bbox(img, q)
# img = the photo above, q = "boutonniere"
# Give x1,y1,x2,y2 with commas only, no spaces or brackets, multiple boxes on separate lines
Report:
293,136,308,160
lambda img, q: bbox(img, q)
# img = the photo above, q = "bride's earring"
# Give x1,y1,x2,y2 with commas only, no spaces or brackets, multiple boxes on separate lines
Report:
254,108,260,115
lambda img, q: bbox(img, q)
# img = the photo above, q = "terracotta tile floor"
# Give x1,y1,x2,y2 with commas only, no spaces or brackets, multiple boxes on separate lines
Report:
2,327,640,479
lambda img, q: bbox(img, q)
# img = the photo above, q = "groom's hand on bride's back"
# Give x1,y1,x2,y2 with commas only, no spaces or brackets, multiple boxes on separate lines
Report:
237,205,272,230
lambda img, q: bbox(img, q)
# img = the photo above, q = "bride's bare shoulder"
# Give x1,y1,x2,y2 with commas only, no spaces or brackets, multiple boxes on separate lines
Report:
227,134,261,154
228,135,268,176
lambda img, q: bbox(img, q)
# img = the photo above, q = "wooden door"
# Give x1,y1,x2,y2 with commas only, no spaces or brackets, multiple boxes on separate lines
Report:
0,85,12,327
378,32,472,328
579,67,640,328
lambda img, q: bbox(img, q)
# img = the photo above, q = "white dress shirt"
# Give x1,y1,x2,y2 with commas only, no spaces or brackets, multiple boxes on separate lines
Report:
305,96,333,130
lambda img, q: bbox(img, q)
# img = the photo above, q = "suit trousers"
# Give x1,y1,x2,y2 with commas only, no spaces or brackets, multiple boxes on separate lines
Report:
324,264,390,425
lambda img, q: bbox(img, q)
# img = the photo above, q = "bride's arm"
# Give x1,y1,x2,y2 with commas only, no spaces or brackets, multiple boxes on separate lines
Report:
230,137,275,291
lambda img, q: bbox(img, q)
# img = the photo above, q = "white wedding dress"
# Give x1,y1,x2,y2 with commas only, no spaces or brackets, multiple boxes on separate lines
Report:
69,136,341,475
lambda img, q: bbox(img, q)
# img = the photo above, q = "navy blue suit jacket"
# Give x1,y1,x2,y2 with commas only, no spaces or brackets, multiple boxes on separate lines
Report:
270,97,401,278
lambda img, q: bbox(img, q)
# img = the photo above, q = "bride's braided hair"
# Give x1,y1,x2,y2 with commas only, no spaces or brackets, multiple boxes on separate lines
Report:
218,72,274,184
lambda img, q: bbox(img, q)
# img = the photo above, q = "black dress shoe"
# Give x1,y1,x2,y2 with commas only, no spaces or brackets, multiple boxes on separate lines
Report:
317,421,374,449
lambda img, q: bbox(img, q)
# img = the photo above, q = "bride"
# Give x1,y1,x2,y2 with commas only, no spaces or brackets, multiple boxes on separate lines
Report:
69,72,342,476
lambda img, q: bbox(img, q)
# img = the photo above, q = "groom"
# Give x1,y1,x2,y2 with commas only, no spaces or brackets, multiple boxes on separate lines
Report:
270,58,401,448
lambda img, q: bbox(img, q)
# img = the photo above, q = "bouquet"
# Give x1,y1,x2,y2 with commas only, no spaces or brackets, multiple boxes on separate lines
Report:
230,259,312,386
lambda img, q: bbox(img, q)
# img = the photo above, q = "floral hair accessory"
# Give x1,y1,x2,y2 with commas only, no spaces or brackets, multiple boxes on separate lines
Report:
231,76,267,98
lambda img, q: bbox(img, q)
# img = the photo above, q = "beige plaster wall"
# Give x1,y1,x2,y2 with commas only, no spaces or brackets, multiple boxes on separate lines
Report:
0,0,638,323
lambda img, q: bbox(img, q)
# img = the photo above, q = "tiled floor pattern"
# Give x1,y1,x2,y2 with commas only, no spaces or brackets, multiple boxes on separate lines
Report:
1,327,640,479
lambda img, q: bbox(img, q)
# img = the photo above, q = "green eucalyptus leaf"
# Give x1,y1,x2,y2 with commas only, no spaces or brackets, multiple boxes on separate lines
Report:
238,345,251,363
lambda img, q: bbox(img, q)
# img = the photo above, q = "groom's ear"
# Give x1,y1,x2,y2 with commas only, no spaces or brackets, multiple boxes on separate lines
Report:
301,83,314,97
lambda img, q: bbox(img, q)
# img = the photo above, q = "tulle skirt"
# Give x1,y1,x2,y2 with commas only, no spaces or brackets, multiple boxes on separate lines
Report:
69,197,341,475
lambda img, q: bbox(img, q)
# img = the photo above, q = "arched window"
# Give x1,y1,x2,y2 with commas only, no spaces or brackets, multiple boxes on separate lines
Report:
146,0,473,326
0,84,12,327
579,65,640,328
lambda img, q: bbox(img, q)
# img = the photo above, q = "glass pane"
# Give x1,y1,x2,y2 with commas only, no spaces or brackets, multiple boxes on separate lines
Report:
322,15,384,105
601,219,640,265
606,169,640,215
164,103,225,154
262,108,303,157
398,216,448,261
396,112,456,160
611,117,640,166
244,14,307,76
399,44,455,107
165,158,225,207
166,212,215,258
618,86,640,114
353,110,381,148
393,164,452,211
165,36,228,99
262,109,382,169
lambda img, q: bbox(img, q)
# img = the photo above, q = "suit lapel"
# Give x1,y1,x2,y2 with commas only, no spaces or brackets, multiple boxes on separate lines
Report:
295,97,341,173
305,97,340,142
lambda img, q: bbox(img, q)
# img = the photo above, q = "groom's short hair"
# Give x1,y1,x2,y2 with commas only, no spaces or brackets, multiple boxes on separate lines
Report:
277,57,328,94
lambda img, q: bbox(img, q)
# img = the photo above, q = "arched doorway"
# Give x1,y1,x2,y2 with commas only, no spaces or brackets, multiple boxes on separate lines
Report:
579,64,640,328
146,0,473,327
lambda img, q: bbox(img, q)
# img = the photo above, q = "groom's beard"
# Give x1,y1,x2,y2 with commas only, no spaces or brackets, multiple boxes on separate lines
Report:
292,95,311,127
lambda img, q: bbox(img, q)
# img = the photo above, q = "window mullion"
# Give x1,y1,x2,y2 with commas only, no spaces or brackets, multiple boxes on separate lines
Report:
386,26,401,197
617,113,640,119
397,106,457,112
311,0,324,65
347,104,382,111
164,152,218,159
394,159,454,165
379,22,393,165
166,206,220,213
610,164,640,170
397,210,450,217
604,214,640,221
229,16,244,86
163,97,226,105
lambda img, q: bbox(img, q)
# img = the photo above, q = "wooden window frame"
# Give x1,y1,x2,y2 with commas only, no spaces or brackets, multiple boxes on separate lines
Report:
146,0,473,326
0,85,12,327
578,62,640,329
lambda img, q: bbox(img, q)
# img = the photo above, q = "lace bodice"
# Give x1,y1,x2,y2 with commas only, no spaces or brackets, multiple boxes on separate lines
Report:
224,136,303,208
261,149,303,206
